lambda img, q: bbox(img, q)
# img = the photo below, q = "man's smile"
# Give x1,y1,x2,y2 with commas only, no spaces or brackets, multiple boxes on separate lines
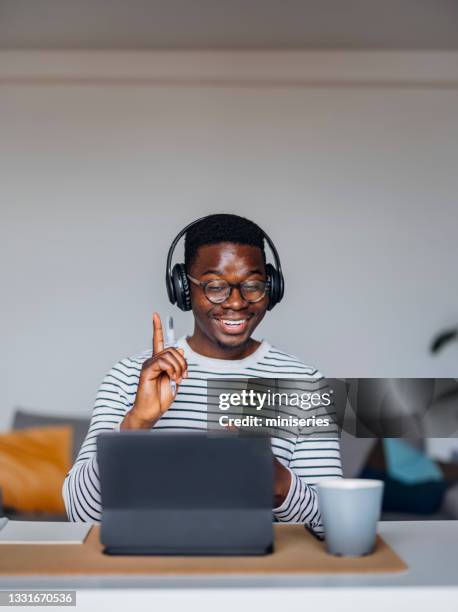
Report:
212,314,254,335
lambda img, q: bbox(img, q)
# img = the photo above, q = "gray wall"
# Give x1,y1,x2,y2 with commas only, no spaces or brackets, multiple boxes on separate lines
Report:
2,52,458,429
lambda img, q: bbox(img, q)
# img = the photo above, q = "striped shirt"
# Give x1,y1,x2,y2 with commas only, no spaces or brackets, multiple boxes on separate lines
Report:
63,337,342,536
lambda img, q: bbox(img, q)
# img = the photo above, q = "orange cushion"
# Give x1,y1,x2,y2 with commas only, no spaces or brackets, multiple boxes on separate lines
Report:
0,425,72,514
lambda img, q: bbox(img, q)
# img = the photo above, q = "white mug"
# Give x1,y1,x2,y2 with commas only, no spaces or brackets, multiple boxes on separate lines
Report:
317,478,384,556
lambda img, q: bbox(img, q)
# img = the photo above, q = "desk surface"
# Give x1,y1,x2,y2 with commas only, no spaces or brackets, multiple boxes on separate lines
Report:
0,520,457,590
0,524,406,577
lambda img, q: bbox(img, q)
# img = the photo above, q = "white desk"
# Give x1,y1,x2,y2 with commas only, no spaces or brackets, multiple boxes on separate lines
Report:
2,521,457,612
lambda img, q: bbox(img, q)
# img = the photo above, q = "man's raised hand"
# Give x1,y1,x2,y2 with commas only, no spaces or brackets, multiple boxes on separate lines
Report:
121,312,188,430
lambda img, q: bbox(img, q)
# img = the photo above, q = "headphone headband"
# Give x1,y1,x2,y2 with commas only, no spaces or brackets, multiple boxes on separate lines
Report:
166,215,284,311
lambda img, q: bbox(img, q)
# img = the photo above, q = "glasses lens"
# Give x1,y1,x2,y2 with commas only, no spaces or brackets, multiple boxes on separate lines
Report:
204,280,230,303
241,281,266,302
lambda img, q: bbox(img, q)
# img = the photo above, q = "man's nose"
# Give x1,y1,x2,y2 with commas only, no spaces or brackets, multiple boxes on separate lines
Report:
223,286,247,309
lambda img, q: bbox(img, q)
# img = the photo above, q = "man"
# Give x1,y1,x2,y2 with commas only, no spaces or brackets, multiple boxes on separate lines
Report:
63,214,342,535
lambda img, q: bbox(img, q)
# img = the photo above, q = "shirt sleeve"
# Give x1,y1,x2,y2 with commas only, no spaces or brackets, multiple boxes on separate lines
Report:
62,361,131,522
272,435,343,538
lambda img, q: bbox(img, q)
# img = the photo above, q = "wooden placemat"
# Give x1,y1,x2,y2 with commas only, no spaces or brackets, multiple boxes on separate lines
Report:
0,525,407,576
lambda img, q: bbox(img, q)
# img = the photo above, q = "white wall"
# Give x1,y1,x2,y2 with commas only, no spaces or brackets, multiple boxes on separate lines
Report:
1,51,458,429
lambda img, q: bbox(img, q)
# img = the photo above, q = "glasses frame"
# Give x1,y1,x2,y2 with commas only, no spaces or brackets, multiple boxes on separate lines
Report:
186,274,268,304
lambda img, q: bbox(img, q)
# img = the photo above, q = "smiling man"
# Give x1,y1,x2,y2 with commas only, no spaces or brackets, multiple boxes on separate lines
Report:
63,214,342,535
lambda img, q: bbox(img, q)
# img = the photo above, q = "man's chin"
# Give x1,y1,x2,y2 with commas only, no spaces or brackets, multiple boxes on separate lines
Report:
214,333,250,351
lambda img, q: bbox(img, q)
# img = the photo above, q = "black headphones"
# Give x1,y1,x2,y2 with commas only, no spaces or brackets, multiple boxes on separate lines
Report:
165,216,285,312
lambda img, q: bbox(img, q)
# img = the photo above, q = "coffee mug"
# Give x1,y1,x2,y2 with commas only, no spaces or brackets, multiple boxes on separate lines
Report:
316,478,384,556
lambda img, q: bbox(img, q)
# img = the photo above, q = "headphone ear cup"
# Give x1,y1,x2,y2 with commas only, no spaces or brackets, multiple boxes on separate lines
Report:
265,263,278,310
172,264,192,311
166,267,176,305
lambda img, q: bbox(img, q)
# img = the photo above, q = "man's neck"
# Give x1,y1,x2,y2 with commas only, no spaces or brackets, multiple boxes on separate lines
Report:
186,332,261,361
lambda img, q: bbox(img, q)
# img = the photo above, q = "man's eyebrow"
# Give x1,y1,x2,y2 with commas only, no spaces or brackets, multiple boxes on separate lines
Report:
200,269,223,276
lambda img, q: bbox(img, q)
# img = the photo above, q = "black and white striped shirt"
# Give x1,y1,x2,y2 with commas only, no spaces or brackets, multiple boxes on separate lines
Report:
63,337,342,535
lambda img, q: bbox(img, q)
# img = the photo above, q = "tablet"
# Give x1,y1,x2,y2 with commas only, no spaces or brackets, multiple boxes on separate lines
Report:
97,431,273,555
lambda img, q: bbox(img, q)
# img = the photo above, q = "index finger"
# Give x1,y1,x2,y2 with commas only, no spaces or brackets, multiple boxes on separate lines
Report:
152,312,164,355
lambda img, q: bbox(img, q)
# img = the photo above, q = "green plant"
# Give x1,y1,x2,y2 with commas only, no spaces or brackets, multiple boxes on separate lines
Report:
431,328,458,354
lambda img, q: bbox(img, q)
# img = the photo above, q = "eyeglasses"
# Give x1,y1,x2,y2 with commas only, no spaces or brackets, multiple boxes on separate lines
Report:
187,274,268,304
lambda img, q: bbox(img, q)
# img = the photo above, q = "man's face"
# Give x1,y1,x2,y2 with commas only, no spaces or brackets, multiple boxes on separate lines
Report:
188,242,269,351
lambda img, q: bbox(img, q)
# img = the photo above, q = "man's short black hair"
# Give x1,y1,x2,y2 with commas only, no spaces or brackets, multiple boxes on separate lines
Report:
184,214,266,271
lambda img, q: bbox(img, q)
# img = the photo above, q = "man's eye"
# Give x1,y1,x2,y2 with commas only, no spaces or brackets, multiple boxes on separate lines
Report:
243,282,263,291
207,285,227,293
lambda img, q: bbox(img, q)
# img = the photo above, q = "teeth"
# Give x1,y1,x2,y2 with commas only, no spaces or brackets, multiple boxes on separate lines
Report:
221,319,246,325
